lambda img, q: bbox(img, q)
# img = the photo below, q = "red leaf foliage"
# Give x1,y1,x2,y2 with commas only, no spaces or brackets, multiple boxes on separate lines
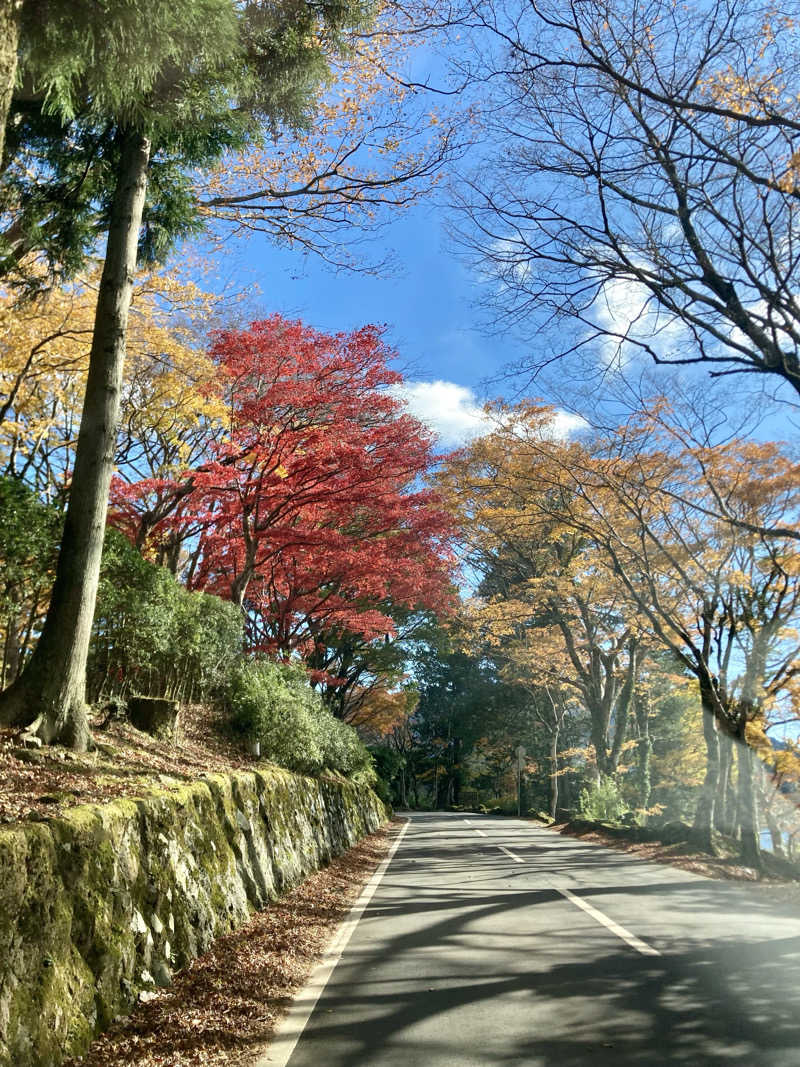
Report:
111,315,457,659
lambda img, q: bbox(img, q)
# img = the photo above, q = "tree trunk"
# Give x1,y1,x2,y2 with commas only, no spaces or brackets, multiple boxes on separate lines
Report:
692,697,720,854
634,685,651,819
715,732,736,836
764,806,785,859
0,129,150,750
737,741,762,871
549,727,559,819
609,642,637,772
0,0,22,168
2,608,21,687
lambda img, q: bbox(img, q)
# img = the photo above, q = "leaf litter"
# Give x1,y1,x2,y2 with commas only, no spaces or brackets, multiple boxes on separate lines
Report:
63,820,399,1067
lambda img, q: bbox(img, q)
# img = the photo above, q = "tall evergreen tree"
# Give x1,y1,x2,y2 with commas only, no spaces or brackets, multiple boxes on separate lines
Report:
0,0,371,748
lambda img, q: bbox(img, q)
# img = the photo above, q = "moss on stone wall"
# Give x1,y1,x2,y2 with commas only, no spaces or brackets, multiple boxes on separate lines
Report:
0,767,387,1067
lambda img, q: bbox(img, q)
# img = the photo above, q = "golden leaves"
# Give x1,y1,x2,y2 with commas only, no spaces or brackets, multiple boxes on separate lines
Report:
198,0,454,244
441,393,800,749
0,266,231,484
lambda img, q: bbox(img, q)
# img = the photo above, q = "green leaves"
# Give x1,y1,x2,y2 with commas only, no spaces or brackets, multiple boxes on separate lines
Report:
88,528,243,703
225,657,373,777
18,0,240,127
2,0,376,286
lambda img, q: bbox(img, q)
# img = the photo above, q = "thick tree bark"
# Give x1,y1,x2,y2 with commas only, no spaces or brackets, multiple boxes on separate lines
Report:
692,694,720,853
609,643,637,772
0,0,22,168
763,800,785,859
0,129,150,750
715,732,736,836
2,609,21,687
634,686,652,818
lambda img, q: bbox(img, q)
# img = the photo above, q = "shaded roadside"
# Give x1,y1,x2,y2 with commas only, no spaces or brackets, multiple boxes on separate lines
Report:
63,821,398,1067
545,816,800,895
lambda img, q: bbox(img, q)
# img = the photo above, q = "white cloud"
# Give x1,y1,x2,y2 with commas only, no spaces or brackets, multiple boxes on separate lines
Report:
390,380,490,445
390,380,587,446
547,410,590,439
593,273,688,370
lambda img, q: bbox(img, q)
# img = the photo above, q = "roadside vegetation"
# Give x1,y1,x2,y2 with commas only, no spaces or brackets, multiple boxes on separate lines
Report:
1,0,799,888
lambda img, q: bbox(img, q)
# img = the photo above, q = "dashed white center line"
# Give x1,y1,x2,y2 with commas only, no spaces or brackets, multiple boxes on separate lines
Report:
498,845,524,863
556,885,662,957
464,818,488,837
462,820,661,958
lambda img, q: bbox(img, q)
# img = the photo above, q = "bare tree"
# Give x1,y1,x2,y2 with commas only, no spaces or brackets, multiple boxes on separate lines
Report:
455,0,800,398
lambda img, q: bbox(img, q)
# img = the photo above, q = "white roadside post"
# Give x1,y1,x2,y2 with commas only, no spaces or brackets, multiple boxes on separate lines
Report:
517,745,526,818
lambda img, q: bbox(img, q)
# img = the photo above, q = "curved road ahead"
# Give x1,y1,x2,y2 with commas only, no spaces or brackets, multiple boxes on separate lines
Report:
260,811,800,1066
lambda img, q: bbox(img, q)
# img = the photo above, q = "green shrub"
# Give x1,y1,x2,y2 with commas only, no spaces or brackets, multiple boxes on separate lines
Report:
226,658,323,772
225,657,373,779
0,477,61,682
372,775,392,805
484,792,519,815
319,713,373,778
367,745,406,802
88,529,243,703
578,776,627,823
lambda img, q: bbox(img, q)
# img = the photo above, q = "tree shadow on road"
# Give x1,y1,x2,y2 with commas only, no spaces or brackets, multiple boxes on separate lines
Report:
287,815,800,1066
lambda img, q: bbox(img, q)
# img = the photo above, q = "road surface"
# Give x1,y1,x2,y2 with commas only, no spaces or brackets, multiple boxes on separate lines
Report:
260,811,800,1066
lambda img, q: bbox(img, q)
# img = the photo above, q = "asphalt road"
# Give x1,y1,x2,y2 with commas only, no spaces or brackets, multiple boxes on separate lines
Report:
263,811,800,1066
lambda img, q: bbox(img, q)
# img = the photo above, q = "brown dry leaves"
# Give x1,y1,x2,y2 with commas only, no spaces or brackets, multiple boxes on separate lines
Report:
548,820,800,892
63,822,397,1067
0,704,258,824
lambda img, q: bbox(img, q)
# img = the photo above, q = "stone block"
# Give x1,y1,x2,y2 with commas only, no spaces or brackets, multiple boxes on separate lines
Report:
127,698,180,742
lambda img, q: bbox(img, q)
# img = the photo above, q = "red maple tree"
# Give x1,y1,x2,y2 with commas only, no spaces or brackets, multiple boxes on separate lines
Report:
112,314,456,660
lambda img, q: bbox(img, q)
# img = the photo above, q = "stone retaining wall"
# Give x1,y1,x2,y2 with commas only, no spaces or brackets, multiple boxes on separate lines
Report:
0,768,387,1067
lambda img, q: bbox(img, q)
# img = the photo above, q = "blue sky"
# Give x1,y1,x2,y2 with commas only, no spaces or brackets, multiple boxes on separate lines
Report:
192,18,800,451
209,198,526,447
209,208,798,450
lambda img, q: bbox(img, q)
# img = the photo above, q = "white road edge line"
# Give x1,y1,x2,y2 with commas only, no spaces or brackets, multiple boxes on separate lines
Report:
256,818,411,1067
557,886,662,957
498,845,524,863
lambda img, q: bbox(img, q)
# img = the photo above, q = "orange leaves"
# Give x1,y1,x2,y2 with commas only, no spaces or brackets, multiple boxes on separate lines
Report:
440,391,800,755
347,685,417,738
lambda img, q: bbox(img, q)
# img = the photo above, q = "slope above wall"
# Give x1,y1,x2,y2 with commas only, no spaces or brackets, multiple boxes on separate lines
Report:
0,767,388,1067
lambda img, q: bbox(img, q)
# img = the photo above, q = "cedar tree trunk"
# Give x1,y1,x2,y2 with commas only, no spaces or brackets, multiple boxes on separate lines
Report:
0,129,150,749
0,0,22,167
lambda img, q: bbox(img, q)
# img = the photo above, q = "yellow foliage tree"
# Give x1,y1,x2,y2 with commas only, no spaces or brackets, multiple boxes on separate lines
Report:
441,394,800,866
439,403,645,783
0,268,229,499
